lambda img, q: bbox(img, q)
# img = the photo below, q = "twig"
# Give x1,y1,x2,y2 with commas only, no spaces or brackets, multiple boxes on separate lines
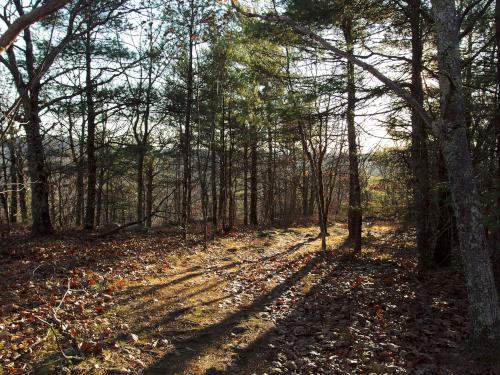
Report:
56,278,71,310
33,315,83,361
94,188,177,238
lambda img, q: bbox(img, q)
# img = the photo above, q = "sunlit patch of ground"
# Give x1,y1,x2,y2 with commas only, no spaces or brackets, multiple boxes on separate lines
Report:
1,222,492,374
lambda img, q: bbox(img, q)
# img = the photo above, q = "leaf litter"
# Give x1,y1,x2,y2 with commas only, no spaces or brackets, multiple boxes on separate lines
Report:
0,224,493,374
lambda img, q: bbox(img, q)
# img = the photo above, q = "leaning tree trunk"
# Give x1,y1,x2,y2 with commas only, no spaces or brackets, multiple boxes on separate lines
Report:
409,0,433,270
343,17,362,253
431,0,500,343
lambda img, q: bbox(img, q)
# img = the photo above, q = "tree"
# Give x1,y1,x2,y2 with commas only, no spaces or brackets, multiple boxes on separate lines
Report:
233,0,500,345
0,0,88,235
431,0,500,344
0,0,70,54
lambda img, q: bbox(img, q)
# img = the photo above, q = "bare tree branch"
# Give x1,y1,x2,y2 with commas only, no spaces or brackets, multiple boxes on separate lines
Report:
230,1,434,129
0,0,70,54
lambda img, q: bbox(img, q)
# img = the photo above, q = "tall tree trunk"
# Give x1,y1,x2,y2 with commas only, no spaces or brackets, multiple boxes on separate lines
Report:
57,177,63,227
431,0,500,343
136,148,145,225
218,97,227,229
308,177,315,217
182,15,194,240
315,163,328,252
49,175,56,226
104,175,110,224
244,141,249,226
84,24,96,231
302,157,309,218
343,17,362,252
409,0,433,270
226,106,235,232
289,149,298,223
492,0,500,272
250,138,258,226
1,143,10,228
146,159,153,228
266,125,274,224
96,167,105,227
8,141,18,224
74,118,85,226
211,125,218,231
137,34,153,227
23,97,53,235
75,156,84,225
434,156,454,266
17,157,27,224
297,121,328,252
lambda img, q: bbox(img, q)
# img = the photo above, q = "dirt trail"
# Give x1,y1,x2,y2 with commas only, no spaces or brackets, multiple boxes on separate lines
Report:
105,227,333,375
0,224,486,374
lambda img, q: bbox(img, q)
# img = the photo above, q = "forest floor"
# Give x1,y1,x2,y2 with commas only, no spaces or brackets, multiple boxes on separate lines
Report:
0,223,497,375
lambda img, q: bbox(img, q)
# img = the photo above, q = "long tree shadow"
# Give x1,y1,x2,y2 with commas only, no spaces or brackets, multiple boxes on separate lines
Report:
110,237,315,308
142,252,325,374
212,251,471,374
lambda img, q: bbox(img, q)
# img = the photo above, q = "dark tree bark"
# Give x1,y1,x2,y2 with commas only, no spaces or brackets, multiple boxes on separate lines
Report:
75,121,85,226
408,0,433,269
136,149,145,225
4,40,53,234
492,0,500,265
234,3,500,343
308,169,315,216
234,1,500,343
17,156,27,224
182,9,194,240
67,101,82,226
250,137,258,226
96,167,105,227
226,106,235,232
343,17,362,253
431,0,500,343
265,125,275,224
218,97,227,229
1,143,10,227
134,28,153,227
145,159,153,228
24,95,53,235
8,141,18,224
211,114,218,231
243,141,249,226
0,0,69,54
302,157,309,218
84,22,96,231
434,156,454,266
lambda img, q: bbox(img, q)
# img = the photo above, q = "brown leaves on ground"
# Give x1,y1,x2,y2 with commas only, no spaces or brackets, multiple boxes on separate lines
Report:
0,224,494,374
